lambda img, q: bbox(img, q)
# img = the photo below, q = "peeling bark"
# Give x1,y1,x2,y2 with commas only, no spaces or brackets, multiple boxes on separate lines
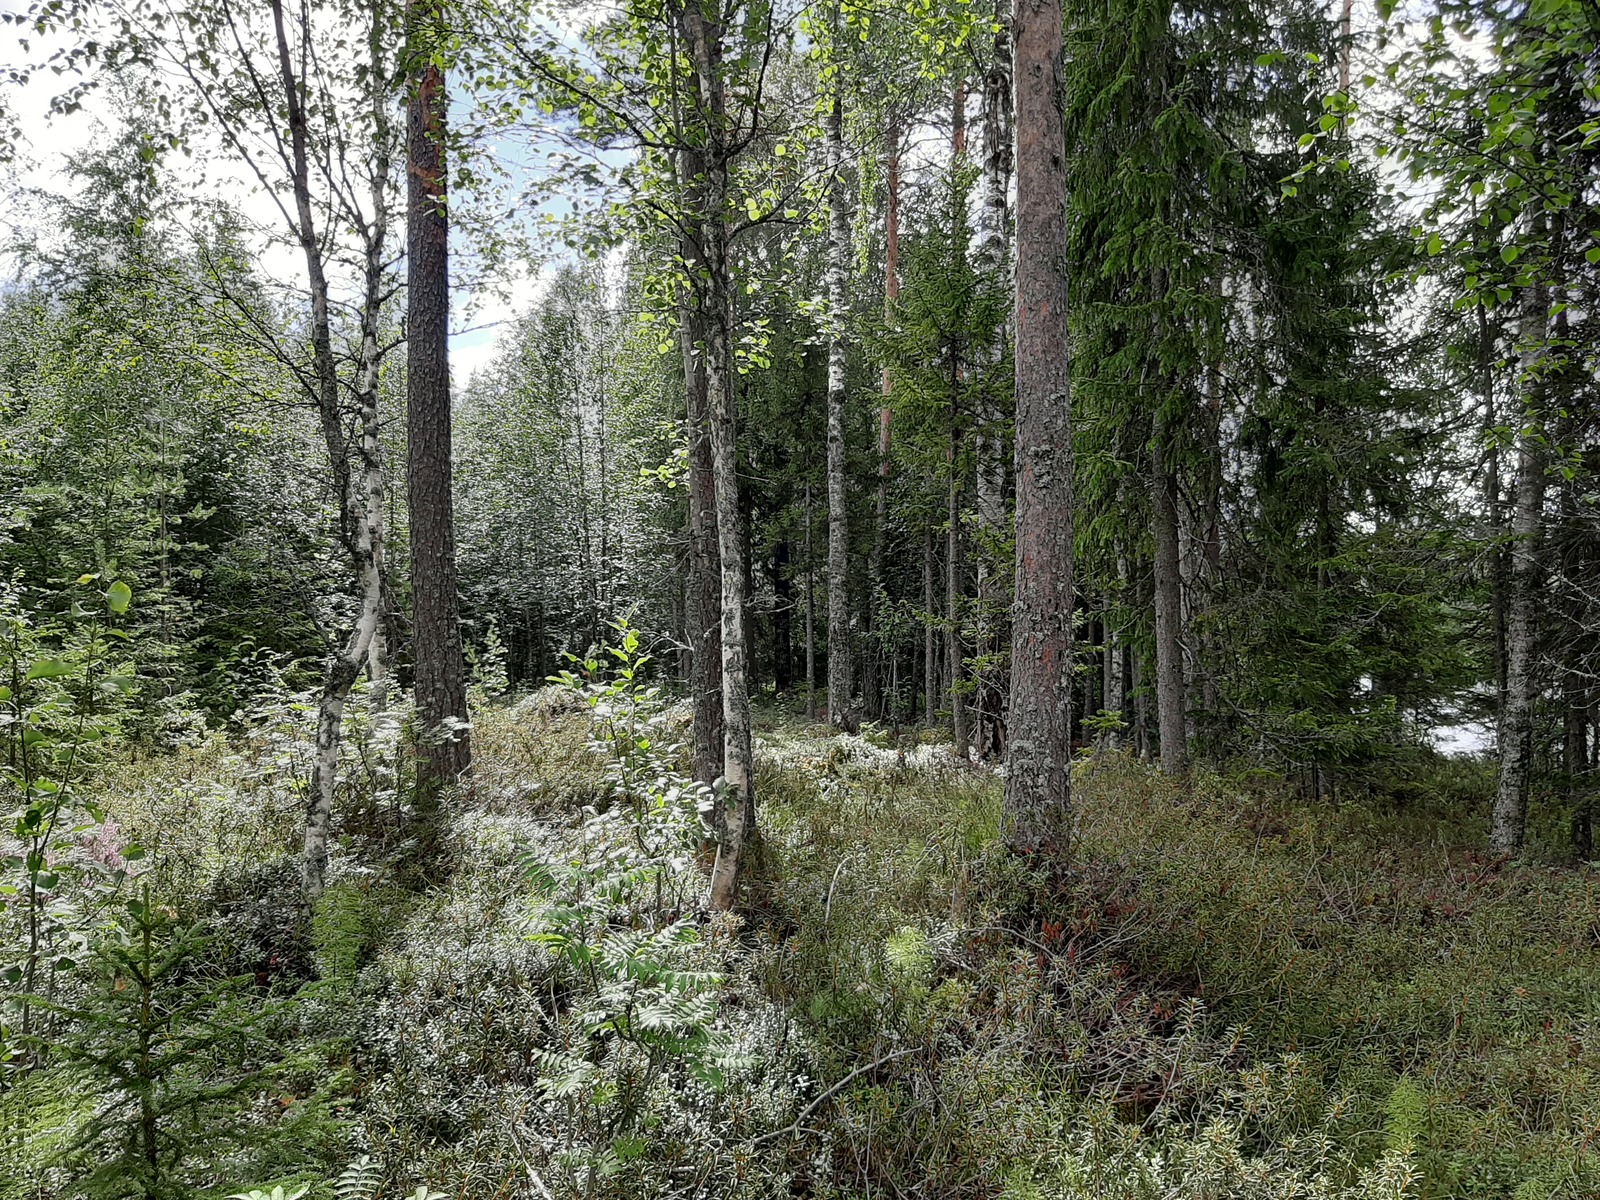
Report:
268,0,388,903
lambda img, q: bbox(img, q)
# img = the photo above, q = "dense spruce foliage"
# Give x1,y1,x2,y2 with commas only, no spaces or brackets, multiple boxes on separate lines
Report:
0,0,1597,1195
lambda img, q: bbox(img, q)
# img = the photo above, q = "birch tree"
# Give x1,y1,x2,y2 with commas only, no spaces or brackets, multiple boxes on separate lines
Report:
18,0,409,898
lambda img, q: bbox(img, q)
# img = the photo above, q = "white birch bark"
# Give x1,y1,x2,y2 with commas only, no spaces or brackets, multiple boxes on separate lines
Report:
265,0,393,902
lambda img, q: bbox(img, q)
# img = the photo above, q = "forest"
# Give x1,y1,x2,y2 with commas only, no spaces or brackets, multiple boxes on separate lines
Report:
0,0,1596,1195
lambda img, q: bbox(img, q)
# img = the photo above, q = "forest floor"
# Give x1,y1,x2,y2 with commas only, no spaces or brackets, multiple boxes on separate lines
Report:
5,688,1598,1200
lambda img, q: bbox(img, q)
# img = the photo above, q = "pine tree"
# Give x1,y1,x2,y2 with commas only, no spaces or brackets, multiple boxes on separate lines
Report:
1005,0,1073,854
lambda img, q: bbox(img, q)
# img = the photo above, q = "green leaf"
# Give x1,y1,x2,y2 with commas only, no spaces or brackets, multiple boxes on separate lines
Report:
26,659,76,681
105,580,132,614
1426,234,1443,257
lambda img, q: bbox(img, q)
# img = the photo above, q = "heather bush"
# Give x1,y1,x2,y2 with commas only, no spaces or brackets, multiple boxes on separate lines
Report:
7,632,1587,1199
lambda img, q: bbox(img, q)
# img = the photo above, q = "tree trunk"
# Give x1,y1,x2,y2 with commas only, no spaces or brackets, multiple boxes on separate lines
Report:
406,0,472,799
358,336,391,715
1103,596,1124,751
869,109,901,724
1151,408,1187,775
1198,342,1223,731
805,479,817,722
1479,304,1509,717
825,83,853,730
1004,0,1073,854
974,5,1012,761
946,85,970,757
1490,283,1548,857
705,229,753,909
1132,646,1149,759
673,0,753,910
740,459,760,696
924,520,937,726
356,53,395,715
1564,671,1591,859
670,47,723,784
268,0,384,903
772,534,793,694
1491,425,1544,856
948,423,968,756
681,263,723,785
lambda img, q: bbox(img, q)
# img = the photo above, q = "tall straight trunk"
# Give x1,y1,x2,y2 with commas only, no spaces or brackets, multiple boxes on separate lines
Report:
673,0,753,910
358,343,390,713
947,77,970,757
1132,647,1149,759
681,252,723,785
948,423,968,755
1491,422,1544,855
596,368,612,617
1338,0,1354,93
1198,339,1223,727
1151,408,1187,775
772,535,794,694
1491,278,1549,856
269,0,383,903
704,230,753,909
357,29,395,714
868,109,902,721
974,8,1013,760
1564,671,1591,859
953,77,967,155
805,479,817,722
573,374,599,646
1005,0,1073,854
406,0,471,798
670,49,721,782
740,461,760,695
923,521,938,725
825,83,853,728
1103,601,1124,751
1479,304,1509,712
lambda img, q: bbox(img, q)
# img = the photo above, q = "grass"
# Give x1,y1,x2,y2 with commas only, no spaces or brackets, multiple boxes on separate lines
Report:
18,689,1595,1198
745,715,1599,1198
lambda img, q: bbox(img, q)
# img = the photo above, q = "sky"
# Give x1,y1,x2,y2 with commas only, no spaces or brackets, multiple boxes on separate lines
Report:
1,0,545,385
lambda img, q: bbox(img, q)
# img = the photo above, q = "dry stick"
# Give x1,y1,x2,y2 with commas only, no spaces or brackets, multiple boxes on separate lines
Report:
822,853,858,929
749,1046,922,1145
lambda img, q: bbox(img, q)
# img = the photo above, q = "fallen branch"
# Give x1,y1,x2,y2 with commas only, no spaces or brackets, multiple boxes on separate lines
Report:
749,1045,921,1145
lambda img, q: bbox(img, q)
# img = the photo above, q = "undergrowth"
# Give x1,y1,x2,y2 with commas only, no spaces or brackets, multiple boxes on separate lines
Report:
3,654,1592,1198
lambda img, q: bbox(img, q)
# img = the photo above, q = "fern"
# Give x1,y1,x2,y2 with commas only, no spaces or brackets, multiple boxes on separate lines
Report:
333,1156,384,1200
